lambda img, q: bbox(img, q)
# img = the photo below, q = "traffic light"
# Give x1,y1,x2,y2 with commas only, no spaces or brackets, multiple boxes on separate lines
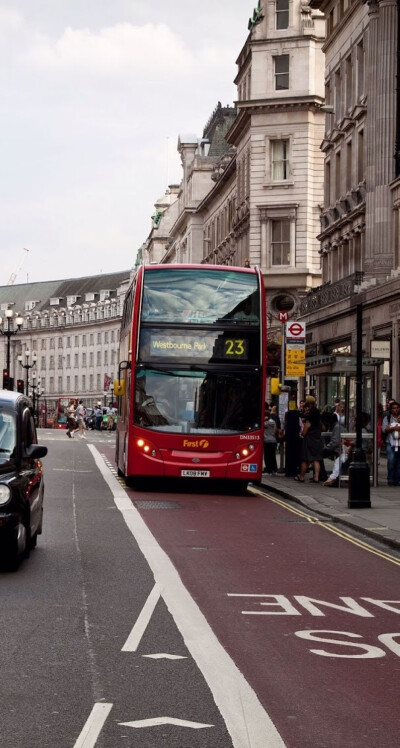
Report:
270,377,282,395
2,368,9,389
17,379,24,394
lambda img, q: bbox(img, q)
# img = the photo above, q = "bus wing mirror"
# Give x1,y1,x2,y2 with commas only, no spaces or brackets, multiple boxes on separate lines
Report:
114,380,125,397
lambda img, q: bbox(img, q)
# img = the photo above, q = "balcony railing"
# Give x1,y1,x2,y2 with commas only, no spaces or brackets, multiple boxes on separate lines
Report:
300,272,364,315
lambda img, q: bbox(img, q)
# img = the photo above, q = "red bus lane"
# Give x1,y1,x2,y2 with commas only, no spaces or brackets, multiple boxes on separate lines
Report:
117,482,400,748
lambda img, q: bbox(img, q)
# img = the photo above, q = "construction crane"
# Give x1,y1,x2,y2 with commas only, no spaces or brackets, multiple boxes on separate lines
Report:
7,248,29,285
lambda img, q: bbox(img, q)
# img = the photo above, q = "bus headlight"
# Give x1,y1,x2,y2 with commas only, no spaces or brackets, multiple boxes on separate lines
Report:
136,438,159,458
0,485,11,505
235,443,256,460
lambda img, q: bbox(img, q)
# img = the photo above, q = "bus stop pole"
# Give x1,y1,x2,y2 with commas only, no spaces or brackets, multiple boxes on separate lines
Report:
348,303,371,508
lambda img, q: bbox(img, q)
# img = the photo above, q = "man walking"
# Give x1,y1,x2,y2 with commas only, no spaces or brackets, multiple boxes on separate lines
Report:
74,400,87,439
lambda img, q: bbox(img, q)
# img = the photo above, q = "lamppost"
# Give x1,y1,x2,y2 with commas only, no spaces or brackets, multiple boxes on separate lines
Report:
37,386,45,427
30,373,41,426
18,350,37,394
348,303,371,508
0,309,24,389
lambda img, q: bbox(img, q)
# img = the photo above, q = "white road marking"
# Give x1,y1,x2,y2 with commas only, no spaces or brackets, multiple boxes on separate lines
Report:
122,583,162,651
89,445,287,748
119,716,213,729
142,653,187,660
73,703,113,747
53,468,93,473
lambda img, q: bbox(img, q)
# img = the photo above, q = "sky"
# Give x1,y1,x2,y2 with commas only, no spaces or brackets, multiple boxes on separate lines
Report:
0,1,254,285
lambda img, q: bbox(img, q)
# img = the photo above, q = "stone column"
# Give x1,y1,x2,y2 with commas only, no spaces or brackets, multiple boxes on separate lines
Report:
364,0,397,276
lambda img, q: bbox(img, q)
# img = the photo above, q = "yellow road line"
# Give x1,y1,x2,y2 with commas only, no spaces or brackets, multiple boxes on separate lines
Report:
249,486,400,567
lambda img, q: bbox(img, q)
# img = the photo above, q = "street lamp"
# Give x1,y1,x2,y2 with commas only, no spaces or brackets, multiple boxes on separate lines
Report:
0,309,24,389
36,385,45,427
18,349,37,394
30,372,41,426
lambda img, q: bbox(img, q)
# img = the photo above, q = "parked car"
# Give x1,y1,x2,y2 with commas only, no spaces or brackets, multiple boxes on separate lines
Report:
0,390,47,570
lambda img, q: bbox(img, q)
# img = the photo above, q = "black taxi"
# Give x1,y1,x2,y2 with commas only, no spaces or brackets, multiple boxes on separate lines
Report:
0,390,47,569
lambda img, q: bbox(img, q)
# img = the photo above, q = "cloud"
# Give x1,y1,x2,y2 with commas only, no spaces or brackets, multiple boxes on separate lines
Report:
25,21,231,80
0,4,242,283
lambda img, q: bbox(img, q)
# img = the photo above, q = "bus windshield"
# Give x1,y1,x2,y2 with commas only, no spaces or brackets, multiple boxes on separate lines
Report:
134,368,262,434
141,268,260,325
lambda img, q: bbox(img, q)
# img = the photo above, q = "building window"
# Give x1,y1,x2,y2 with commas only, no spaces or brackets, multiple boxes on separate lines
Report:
271,139,290,181
89,334,94,345
97,373,101,389
97,333,101,344
66,337,71,347
58,376,62,392
50,338,55,350
41,339,46,350
276,0,289,29
75,336,79,346
105,331,109,344
97,351,101,366
82,375,86,391
271,220,290,265
49,356,55,370
104,351,108,366
41,356,46,370
357,40,364,100
66,354,71,368
325,160,331,207
90,352,94,366
49,377,54,393
58,337,63,349
82,353,86,367
82,334,87,346
357,129,364,183
74,353,79,367
66,376,70,391
90,374,94,390
274,55,289,90
58,355,63,368
74,376,78,391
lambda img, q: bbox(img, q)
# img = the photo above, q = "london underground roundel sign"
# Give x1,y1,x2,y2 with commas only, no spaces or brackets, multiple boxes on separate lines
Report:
285,321,306,338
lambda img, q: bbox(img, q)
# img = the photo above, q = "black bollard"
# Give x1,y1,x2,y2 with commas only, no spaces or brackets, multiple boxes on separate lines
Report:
348,447,371,508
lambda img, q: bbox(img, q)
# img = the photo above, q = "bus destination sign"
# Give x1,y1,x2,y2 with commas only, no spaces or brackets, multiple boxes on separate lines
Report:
149,334,249,360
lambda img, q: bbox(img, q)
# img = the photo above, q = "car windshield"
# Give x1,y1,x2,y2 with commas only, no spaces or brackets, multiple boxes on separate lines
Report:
0,410,16,460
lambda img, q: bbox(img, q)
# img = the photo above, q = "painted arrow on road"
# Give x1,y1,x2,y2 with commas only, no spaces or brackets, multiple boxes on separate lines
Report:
119,716,214,729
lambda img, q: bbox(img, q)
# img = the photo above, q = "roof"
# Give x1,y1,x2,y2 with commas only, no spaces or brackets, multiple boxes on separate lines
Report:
0,270,131,314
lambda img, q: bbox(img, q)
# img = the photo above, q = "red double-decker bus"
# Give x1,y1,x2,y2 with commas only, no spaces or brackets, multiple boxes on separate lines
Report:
115,264,266,491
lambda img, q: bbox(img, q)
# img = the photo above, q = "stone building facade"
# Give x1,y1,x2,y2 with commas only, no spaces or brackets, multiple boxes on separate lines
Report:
0,270,131,413
144,0,326,349
303,0,400,404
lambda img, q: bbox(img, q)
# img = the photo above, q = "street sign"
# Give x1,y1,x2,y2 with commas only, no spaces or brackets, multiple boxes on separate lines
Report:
278,311,289,322
286,348,306,377
285,321,306,339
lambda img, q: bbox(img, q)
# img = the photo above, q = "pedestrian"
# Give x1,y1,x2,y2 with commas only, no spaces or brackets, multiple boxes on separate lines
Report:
263,409,278,474
106,405,115,431
323,411,346,486
66,399,77,439
294,395,323,483
382,401,400,486
74,399,87,439
283,402,302,477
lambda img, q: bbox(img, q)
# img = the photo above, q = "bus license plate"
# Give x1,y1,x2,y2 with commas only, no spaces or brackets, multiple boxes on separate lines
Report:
181,469,210,478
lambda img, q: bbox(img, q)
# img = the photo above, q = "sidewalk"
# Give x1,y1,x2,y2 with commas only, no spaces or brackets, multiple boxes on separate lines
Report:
254,458,400,551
